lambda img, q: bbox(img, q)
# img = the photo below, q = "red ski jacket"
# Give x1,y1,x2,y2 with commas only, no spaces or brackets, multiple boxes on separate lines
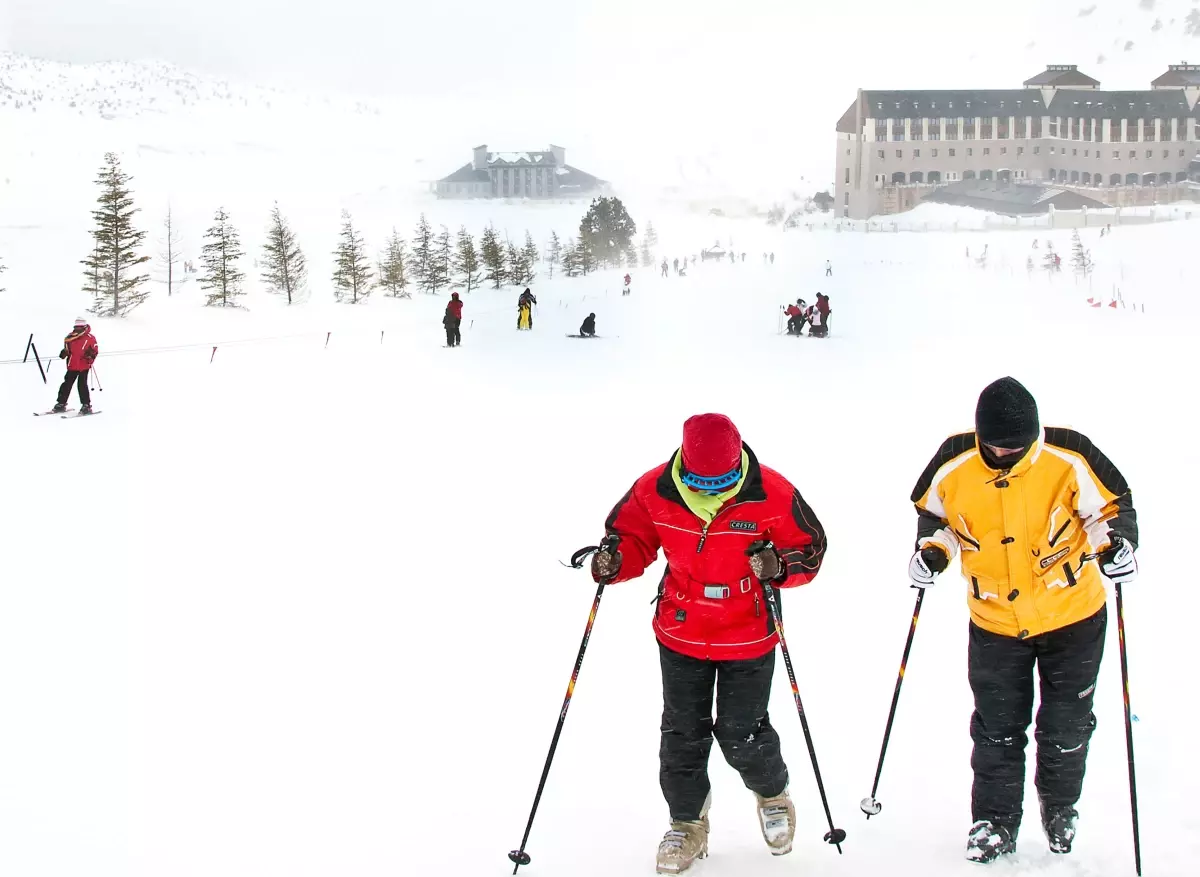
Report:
63,328,99,372
446,300,463,321
600,446,827,661
785,305,803,317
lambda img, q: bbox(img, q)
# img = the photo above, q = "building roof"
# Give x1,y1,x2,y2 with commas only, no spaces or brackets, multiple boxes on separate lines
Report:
488,151,556,167
555,165,605,191
1023,65,1100,88
925,180,1107,215
439,163,491,184
1152,64,1200,88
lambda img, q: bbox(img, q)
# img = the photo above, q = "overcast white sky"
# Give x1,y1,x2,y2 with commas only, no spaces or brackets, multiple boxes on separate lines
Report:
3,0,1195,189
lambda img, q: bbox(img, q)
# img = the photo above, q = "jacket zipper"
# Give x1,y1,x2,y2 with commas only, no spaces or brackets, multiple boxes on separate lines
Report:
755,594,761,617
694,498,767,555
696,523,709,553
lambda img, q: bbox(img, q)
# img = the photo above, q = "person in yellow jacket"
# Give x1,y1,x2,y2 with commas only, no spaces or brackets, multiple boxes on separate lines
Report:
908,377,1138,864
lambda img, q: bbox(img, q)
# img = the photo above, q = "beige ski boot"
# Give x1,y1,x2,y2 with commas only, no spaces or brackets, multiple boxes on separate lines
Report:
656,795,711,874
755,789,796,856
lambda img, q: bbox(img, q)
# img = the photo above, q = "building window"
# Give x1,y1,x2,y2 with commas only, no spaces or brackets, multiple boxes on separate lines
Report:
1048,119,1059,138
967,147,973,156
946,121,958,140
844,192,849,206
948,148,956,157
845,168,850,184
913,149,920,158
928,118,941,140
1145,122,1157,142
1146,149,1153,159
1113,150,1120,159
983,147,990,156
1000,147,1007,155
893,127,905,141
875,120,887,141
964,119,976,140
1129,150,1137,159
1084,150,1089,157
1050,146,1056,155
1017,147,1024,156
932,148,939,157
1033,146,1040,155
1031,117,1042,138
1163,149,1169,159
1177,118,1189,141
1015,118,1027,138
896,150,902,158
878,150,885,159
1182,149,1187,158
1110,121,1123,143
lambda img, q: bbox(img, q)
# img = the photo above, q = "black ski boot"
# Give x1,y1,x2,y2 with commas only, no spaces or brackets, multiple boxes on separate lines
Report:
1041,804,1078,854
965,820,1016,863
51,402,67,414
80,404,93,415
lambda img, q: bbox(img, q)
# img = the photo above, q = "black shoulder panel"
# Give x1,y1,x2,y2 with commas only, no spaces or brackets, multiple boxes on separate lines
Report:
910,432,977,504
1043,427,1129,497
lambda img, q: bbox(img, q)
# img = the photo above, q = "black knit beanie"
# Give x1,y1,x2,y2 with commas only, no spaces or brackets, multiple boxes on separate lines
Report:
975,377,1040,449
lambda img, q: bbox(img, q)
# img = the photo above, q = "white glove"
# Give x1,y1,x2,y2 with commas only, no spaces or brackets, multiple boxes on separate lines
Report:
1099,537,1138,586
908,547,948,589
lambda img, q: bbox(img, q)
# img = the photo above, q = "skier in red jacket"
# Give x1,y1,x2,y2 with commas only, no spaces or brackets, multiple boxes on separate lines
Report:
443,293,464,347
52,318,99,414
592,414,827,874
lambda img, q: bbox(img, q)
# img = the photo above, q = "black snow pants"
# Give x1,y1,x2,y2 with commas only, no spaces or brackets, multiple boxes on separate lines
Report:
444,319,461,347
659,642,788,821
969,606,1107,832
57,369,91,407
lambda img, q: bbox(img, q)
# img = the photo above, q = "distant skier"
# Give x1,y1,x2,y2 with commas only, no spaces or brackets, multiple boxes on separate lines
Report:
592,413,827,875
691,255,697,267
518,288,537,330
52,318,98,414
662,259,669,278
673,258,680,274
741,252,746,262
579,313,596,337
909,377,1138,863
824,260,832,277
769,252,775,265
623,273,632,296
784,299,808,335
729,251,735,264
443,292,463,347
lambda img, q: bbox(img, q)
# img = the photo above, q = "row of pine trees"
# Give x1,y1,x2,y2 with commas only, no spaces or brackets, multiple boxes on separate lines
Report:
63,153,649,317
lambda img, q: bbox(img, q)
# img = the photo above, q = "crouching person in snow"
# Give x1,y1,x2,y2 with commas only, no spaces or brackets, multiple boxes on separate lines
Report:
579,313,596,337
593,414,827,874
908,377,1138,864
784,299,808,335
53,318,98,414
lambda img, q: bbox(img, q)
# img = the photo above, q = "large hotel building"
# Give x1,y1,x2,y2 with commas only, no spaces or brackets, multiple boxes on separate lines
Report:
835,63,1200,219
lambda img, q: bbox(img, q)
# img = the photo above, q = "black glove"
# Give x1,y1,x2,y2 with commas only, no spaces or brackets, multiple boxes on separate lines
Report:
745,542,784,582
1098,536,1137,586
84,350,97,362
59,349,67,360
591,547,623,582
908,546,949,589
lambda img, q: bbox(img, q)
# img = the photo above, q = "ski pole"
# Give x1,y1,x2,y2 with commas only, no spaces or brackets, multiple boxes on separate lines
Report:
509,535,620,874
749,541,847,853
1116,583,1142,876
860,588,924,818
91,365,103,392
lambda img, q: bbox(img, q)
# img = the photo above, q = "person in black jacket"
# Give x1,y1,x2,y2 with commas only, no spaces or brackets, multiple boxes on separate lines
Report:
580,313,596,337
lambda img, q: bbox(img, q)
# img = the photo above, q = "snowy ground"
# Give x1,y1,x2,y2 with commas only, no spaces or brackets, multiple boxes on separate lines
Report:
3,57,1199,877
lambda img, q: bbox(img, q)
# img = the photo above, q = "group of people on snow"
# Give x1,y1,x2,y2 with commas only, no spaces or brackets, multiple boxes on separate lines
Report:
783,293,831,338
588,380,1136,873
439,288,598,344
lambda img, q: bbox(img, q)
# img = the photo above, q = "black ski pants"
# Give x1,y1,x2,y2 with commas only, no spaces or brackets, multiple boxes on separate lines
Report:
444,319,461,347
969,607,1107,831
658,642,788,821
57,369,91,407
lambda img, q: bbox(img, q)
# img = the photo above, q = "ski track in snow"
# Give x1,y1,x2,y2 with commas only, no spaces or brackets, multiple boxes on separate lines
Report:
2,74,1200,877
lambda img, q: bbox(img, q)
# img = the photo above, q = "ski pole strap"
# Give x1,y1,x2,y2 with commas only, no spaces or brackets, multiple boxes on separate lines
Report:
566,535,622,570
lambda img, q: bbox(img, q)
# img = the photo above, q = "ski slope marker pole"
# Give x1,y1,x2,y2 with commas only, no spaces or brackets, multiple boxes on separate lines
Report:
748,540,847,853
860,588,924,818
508,535,620,873
1116,584,1142,876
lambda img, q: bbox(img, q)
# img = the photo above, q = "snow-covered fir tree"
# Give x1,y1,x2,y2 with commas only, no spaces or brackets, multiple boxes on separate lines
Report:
261,203,308,304
332,210,373,304
579,196,636,268
506,240,524,286
561,237,580,277
82,152,151,315
156,203,183,296
480,226,506,289
645,221,658,252
379,229,410,298
547,231,562,279
1043,244,1061,273
1071,230,1094,275
624,244,638,270
640,236,652,267
408,214,434,292
575,237,596,275
520,231,539,283
199,207,246,307
426,226,452,293
453,226,481,294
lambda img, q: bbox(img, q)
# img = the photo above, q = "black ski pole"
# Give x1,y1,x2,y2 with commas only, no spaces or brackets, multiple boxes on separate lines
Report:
860,588,924,818
508,535,620,874
91,365,103,392
1116,583,1142,876
749,540,847,853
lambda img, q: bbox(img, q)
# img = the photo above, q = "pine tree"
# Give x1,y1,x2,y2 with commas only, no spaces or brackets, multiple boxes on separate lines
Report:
480,226,506,288
427,225,452,293
561,237,580,277
261,203,308,304
199,207,246,307
1042,244,1060,273
1070,230,1093,275
645,221,658,251
453,226,481,294
640,237,652,267
547,231,562,279
624,244,638,270
506,240,524,286
332,210,373,304
81,152,151,315
579,196,637,268
408,213,434,292
521,231,539,284
575,238,596,275
156,203,183,296
379,229,410,298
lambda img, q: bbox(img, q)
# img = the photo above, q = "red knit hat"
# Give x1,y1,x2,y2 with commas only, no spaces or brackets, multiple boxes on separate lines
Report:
681,414,742,477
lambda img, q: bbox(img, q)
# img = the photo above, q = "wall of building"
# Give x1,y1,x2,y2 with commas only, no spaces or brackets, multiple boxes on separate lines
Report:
838,112,1199,218
490,164,560,198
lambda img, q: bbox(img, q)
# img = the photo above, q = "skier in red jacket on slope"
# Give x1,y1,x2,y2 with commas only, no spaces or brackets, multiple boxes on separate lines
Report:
52,318,99,414
592,414,827,874
443,293,464,347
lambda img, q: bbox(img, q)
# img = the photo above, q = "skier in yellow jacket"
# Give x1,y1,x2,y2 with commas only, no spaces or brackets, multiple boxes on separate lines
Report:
908,377,1138,864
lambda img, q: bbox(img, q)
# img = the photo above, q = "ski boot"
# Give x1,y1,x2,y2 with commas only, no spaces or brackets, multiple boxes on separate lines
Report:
656,795,710,875
755,789,796,856
1041,804,1078,854
965,820,1016,863
51,402,67,414
80,404,93,415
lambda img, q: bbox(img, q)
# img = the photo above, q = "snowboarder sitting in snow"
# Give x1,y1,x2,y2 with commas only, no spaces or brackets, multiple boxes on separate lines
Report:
517,288,537,330
909,377,1137,864
443,293,463,347
53,318,98,414
784,299,808,336
592,414,827,875
579,313,596,337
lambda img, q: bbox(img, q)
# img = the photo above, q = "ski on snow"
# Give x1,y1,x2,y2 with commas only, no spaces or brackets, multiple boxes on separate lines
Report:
34,408,74,416
62,411,102,418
